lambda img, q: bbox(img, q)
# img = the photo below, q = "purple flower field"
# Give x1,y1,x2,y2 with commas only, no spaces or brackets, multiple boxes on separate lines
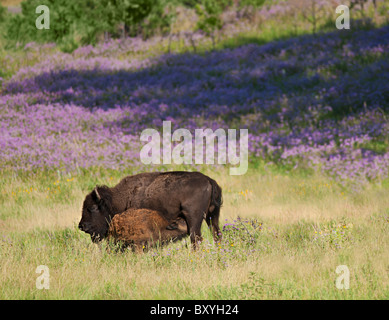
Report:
1,25,389,186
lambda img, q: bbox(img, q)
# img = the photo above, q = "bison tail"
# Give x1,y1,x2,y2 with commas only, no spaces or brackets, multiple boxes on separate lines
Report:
207,177,222,215
206,177,223,240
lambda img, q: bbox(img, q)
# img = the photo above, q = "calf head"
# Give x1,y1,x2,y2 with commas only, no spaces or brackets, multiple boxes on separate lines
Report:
79,185,114,242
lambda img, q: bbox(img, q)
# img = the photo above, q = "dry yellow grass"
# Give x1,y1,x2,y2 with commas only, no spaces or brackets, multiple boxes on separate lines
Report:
0,0,23,7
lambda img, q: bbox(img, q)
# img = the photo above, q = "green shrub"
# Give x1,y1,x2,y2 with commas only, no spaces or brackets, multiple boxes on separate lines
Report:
0,3,6,24
5,0,157,49
139,0,176,39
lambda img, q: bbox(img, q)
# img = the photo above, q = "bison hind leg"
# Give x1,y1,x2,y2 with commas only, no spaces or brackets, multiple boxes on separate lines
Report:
181,210,207,249
206,206,222,243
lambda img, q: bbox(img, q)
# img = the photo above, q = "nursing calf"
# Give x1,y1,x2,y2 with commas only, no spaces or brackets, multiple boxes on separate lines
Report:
107,208,188,252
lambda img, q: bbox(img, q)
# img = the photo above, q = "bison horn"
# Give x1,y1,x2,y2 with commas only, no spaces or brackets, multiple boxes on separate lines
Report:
94,187,101,201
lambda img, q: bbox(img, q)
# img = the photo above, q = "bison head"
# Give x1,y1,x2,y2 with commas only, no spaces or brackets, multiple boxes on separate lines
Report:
79,185,114,243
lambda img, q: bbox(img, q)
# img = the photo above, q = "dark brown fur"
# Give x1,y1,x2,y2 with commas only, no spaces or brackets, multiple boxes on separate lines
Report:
107,208,188,253
79,171,222,247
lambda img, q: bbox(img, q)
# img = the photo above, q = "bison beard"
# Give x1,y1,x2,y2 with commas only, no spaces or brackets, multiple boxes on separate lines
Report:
107,208,188,252
78,171,222,247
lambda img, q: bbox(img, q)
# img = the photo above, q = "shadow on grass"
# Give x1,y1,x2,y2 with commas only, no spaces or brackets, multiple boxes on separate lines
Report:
3,23,389,128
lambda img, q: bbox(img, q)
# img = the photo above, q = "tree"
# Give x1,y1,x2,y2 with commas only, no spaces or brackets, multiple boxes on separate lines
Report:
349,0,376,17
195,0,232,49
301,0,327,34
108,0,156,38
139,0,177,39
236,0,266,21
0,3,6,24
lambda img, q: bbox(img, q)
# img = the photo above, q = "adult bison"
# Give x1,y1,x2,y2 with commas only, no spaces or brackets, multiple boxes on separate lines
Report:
78,171,222,247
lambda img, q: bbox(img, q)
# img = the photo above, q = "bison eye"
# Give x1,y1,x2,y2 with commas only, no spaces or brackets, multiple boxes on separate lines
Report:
88,205,99,214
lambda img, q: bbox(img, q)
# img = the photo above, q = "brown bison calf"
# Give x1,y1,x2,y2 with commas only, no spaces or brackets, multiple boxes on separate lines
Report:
107,208,188,253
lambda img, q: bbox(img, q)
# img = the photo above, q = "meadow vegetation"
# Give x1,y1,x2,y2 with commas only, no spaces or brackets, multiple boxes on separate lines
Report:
1,167,388,299
0,0,388,299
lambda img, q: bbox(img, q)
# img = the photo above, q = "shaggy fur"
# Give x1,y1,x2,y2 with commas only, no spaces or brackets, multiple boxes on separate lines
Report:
79,171,222,246
107,208,188,253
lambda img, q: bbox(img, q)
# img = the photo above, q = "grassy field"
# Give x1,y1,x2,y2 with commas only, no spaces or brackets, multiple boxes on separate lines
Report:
1,0,389,300
0,166,388,299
